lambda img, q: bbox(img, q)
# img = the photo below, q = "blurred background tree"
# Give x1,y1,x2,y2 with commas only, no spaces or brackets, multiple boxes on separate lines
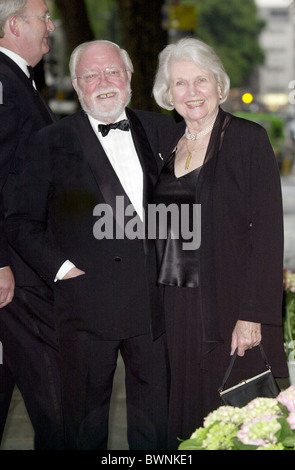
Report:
194,0,265,88
113,0,167,110
55,0,94,52
50,0,264,111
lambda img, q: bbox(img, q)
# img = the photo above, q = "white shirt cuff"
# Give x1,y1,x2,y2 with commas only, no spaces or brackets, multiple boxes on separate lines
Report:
54,260,76,282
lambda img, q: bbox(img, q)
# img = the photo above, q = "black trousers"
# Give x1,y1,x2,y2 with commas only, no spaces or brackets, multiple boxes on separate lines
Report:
0,285,63,449
59,330,169,450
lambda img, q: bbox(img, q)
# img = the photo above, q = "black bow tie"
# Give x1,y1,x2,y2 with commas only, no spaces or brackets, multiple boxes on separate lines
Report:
98,119,130,137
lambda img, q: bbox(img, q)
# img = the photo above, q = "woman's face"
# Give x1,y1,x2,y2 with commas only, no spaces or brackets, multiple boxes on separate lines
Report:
169,60,221,130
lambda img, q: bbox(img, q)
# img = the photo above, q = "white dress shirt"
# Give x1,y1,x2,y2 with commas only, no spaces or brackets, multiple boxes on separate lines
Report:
88,112,144,219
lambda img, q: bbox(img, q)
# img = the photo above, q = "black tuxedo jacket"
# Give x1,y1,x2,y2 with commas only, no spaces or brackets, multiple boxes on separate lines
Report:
6,109,174,339
0,51,55,285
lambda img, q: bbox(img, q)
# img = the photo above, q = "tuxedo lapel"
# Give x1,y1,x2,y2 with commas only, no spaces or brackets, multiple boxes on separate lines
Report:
74,112,134,234
35,89,56,123
127,109,159,252
0,52,31,88
126,109,158,214
0,52,55,124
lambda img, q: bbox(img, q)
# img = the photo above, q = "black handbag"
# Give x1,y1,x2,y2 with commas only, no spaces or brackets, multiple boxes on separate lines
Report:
218,344,280,407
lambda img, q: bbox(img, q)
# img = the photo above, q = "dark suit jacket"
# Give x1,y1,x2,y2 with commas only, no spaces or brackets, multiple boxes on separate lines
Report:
0,51,55,285
6,108,174,340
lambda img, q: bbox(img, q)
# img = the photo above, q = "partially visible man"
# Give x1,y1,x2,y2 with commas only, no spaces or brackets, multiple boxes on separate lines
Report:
0,0,63,449
6,40,174,450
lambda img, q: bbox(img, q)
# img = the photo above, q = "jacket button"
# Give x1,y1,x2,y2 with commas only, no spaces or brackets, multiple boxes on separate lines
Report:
114,256,122,262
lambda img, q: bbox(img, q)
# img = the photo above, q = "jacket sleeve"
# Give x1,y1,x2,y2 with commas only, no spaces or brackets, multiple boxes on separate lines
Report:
5,129,67,284
0,74,20,267
240,125,284,326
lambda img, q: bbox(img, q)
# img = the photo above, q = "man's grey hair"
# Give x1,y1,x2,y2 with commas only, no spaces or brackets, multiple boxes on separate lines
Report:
0,0,27,38
69,40,134,81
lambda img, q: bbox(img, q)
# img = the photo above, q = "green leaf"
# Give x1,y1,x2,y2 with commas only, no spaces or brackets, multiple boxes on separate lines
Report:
276,417,293,441
281,435,295,449
178,439,204,450
280,426,295,449
231,437,257,451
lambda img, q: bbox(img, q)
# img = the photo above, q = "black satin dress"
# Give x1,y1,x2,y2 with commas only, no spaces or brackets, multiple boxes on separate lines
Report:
153,151,209,449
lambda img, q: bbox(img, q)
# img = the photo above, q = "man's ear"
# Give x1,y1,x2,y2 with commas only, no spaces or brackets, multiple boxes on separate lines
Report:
8,16,21,37
72,80,78,93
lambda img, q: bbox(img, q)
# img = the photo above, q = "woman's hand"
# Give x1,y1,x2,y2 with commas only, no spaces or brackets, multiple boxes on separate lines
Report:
231,320,262,357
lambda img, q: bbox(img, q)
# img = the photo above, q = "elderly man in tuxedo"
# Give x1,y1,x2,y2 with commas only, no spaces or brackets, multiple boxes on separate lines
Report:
6,39,174,450
0,0,64,449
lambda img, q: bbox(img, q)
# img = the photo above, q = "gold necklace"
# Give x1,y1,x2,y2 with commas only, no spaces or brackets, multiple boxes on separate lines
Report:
184,140,205,170
184,137,208,170
185,140,193,170
184,118,216,169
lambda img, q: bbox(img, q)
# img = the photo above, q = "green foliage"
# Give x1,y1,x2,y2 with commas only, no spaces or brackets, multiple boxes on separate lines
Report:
85,0,117,41
189,0,265,87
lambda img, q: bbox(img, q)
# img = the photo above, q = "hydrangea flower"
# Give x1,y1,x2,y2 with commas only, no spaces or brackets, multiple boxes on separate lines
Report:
243,397,282,418
201,422,238,450
277,385,295,413
204,405,244,428
237,414,281,447
190,426,209,441
179,386,295,451
287,411,295,430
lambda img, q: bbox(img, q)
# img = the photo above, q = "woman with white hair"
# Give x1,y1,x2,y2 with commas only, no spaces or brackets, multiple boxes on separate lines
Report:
152,37,288,449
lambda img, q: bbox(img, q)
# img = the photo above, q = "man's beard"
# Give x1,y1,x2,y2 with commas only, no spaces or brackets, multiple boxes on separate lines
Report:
77,85,131,122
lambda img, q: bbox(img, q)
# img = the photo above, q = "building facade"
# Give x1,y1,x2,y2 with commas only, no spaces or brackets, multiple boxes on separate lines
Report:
255,0,295,111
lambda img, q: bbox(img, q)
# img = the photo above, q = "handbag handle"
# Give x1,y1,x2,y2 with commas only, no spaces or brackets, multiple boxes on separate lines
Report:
219,344,271,393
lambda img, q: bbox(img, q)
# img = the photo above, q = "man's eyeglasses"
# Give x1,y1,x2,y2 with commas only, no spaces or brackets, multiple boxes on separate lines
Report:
19,13,52,24
74,68,129,84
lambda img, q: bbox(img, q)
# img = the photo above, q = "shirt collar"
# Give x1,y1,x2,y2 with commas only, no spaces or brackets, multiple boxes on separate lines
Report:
0,47,30,77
